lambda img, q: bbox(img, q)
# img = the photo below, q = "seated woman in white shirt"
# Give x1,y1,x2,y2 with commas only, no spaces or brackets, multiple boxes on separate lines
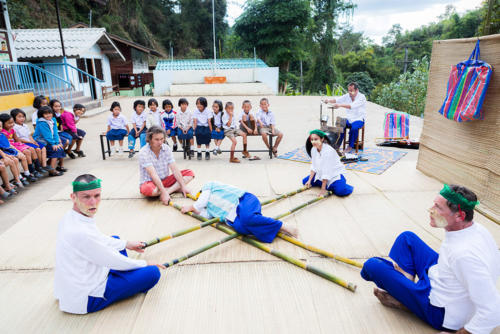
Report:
302,129,353,197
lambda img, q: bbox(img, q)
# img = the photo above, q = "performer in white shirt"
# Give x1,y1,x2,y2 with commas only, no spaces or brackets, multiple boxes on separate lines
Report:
302,129,353,197
361,184,500,334
325,82,367,152
54,174,165,314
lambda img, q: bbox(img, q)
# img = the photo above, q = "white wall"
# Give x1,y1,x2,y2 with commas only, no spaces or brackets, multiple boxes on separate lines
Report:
153,67,279,95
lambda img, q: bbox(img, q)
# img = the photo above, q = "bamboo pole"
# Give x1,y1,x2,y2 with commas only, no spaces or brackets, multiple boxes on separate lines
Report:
163,229,239,268
169,201,357,292
146,187,309,248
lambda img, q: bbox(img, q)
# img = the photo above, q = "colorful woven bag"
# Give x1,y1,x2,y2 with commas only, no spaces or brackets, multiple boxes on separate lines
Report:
438,39,493,122
383,111,410,139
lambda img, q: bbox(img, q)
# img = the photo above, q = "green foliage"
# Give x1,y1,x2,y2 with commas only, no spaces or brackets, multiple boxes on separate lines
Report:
371,57,429,116
479,0,500,35
344,72,374,96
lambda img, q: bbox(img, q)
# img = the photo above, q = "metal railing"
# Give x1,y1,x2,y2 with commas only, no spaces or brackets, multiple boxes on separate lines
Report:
0,61,73,105
40,62,104,105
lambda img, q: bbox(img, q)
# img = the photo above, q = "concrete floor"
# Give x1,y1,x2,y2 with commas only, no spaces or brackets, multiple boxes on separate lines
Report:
0,95,498,334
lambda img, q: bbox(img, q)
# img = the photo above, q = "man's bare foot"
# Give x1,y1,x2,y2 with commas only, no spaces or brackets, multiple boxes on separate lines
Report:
280,225,298,238
373,288,408,311
394,263,415,282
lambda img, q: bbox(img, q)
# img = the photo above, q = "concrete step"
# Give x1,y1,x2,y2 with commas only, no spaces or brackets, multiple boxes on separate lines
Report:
167,83,275,96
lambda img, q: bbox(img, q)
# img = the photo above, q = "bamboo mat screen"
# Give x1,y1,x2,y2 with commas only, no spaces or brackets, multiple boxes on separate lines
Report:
417,34,500,218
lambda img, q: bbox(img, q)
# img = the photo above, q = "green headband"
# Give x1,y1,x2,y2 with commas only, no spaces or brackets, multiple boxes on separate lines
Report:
72,179,102,193
309,129,327,138
439,184,479,210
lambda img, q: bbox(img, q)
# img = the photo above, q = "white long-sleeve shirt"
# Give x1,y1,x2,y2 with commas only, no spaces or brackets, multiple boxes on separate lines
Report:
428,223,500,334
336,92,367,123
54,210,147,314
310,144,345,187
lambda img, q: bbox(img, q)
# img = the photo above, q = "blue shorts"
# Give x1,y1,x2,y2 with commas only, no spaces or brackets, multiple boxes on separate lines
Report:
106,129,128,141
165,127,177,137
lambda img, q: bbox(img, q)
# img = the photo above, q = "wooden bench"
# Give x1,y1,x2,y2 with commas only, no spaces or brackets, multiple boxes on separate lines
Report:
101,85,120,99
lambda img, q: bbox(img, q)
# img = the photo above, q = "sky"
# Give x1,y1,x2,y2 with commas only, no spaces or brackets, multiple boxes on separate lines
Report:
226,0,483,44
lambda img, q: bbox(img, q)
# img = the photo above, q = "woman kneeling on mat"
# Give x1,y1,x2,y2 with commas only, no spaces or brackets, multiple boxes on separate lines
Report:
302,129,353,197
55,174,165,314
182,181,298,243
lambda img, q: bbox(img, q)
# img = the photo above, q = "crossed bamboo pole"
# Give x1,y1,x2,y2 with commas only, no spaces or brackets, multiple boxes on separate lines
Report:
167,200,357,292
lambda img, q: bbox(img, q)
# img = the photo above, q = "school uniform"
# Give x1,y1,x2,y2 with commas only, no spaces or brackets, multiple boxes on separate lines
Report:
128,112,147,150
302,144,353,196
146,110,162,129
176,110,194,140
222,112,242,138
15,123,46,150
55,209,160,314
238,111,256,134
194,182,283,243
0,132,18,156
106,114,128,141
33,117,66,158
211,112,224,140
162,110,178,137
256,109,282,135
193,108,213,145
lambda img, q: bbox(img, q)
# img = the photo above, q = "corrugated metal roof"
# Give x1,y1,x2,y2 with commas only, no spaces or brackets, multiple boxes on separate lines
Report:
12,28,125,61
155,58,269,71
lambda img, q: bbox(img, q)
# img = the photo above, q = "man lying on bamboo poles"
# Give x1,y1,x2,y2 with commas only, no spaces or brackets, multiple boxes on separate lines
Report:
361,184,500,334
181,181,298,243
54,174,165,314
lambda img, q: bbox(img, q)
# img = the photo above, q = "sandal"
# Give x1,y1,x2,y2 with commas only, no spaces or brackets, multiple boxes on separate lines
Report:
249,156,261,161
49,171,63,177
272,148,278,157
73,150,86,157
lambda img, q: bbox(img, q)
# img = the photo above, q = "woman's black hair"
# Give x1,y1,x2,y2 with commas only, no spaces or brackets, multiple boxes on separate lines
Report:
178,98,189,107
162,99,174,110
49,99,61,109
305,132,332,157
37,106,54,120
32,95,47,109
10,108,26,120
211,100,224,128
110,101,121,111
133,99,146,111
195,97,208,108
0,113,13,126
148,98,158,107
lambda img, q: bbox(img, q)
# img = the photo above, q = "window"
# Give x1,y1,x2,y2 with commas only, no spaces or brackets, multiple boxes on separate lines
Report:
76,58,87,83
94,58,103,80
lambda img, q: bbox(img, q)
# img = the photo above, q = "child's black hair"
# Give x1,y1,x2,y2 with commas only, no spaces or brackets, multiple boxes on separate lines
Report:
178,98,189,107
49,99,61,109
225,101,234,109
37,106,54,120
0,113,13,126
73,103,85,111
242,99,251,106
110,101,121,111
211,100,224,128
305,133,333,157
133,100,146,111
162,99,174,110
10,108,26,121
148,98,159,107
196,97,208,108
32,95,47,109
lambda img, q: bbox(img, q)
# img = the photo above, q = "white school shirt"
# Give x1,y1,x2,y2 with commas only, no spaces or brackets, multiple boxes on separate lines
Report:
54,210,147,314
222,112,238,130
107,114,128,130
213,112,223,128
193,108,213,127
193,189,238,223
335,92,367,123
428,223,500,334
32,110,39,125
131,112,147,128
14,123,32,141
146,110,162,128
256,109,276,126
310,144,345,186
238,110,255,122
177,110,193,130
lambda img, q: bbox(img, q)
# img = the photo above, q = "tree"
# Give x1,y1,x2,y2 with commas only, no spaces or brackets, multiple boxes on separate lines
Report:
344,72,374,96
234,0,311,92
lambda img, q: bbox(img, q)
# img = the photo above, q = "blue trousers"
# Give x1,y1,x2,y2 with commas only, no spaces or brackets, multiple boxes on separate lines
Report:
302,174,353,197
87,236,161,313
128,128,147,150
339,120,364,148
228,193,283,243
360,231,447,330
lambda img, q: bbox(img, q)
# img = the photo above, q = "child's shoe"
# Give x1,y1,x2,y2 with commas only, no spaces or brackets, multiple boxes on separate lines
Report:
212,148,218,156
20,178,29,186
173,143,178,152
56,166,68,173
128,151,135,158
217,148,222,154
197,152,202,160
27,174,37,182
66,150,76,159
205,152,210,160
73,150,86,157
242,150,251,159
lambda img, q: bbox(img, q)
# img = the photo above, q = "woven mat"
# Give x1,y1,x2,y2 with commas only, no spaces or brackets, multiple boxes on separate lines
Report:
277,147,407,175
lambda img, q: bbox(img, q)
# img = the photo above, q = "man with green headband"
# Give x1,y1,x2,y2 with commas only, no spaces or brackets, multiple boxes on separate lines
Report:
361,184,500,334
54,174,165,314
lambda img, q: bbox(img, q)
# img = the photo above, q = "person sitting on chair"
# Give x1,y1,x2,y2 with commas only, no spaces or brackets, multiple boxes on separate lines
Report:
324,82,366,153
361,184,500,334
